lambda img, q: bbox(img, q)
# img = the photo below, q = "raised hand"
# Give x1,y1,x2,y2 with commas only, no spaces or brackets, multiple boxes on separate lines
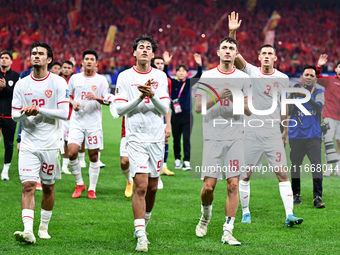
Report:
163,51,173,65
317,54,328,67
194,53,202,66
228,11,242,31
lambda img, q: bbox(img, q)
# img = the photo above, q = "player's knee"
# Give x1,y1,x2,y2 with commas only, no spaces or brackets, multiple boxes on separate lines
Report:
227,182,238,194
22,181,36,194
120,157,129,170
134,185,147,197
41,184,54,195
148,184,158,194
203,183,215,193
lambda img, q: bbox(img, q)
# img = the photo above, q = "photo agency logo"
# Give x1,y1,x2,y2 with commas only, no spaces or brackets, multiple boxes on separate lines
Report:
197,80,313,128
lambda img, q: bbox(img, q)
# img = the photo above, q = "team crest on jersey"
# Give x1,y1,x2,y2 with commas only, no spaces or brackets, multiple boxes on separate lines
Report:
8,80,14,86
152,81,158,89
45,90,52,98
273,82,279,88
92,85,97,91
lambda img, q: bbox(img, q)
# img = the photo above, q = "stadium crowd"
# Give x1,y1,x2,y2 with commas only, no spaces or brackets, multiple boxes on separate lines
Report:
1,0,339,76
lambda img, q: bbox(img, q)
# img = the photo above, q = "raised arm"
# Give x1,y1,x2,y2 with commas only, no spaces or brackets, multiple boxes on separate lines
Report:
163,51,173,78
316,54,330,87
228,12,246,70
193,53,203,79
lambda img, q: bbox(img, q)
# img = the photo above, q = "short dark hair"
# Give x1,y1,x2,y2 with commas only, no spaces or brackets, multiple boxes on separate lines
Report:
31,41,54,62
302,65,317,75
82,50,98,61
0,50,13,60
133,34,158,53
259,44,276,54
218,37,238,49
336,61,340,69
176,64,188,72
51,62,61,68
62,60,74,67
151,56,164,65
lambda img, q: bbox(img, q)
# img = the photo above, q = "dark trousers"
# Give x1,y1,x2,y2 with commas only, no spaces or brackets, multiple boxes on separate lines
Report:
0,118,17,164
171,113,193,162
290,138,323,198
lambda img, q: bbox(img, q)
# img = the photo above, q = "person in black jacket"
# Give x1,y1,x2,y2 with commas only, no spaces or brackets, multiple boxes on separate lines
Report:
0,51,20,180
163,52,202,170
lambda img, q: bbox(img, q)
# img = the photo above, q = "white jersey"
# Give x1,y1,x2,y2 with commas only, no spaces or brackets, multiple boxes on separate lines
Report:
196,67,251,140
242,62,289,130
115,66,169,142
12,72,69,149
68,72,109,129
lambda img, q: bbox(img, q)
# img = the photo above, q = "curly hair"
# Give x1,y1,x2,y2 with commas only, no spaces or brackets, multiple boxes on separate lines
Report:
132,34,158,53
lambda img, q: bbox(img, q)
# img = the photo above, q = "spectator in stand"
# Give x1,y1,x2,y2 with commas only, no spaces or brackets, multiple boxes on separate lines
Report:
163,51,202,171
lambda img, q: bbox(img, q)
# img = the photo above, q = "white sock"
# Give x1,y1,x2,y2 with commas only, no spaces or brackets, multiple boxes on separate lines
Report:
223,216,235,233
239,180,250,215
70,159,84,185
79,152,85,163
62,158,69,169
163,162,167,169
2,163,10,175
279,181,293,217
122,168,132,183
201,204,212,219
40,209,52,231
98,151,101,161
145,212,151,227
22,209,34,233
88,161,100,192
134,219,146,237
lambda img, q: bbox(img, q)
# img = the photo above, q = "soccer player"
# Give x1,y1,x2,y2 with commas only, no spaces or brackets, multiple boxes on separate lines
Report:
68,50,109,199
115,35,169,252
60,60,74,175
229,11,303,227
49,62,61,75
12,41,69,243
316,54,340,176
0,51,20,181
195,36,251,246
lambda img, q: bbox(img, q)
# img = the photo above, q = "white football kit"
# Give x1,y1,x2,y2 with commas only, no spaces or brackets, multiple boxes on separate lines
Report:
115,66,169,177
68,72,109,149
241,62,289,169
12,72,69,184
195,67,251,181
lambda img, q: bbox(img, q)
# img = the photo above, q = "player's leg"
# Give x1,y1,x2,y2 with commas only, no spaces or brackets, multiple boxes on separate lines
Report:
306,139,325,208
121,137,133,197
61,120,71,174
68,127,86,197
289,139,306,205
323,118,336,176
79,140,86,168
14,149,39,244
182,113,193,170
171,114,182,169
240,131,263,223
334,120,340,175
87,148,100,199
145,177,158,228
1,118,16,180
161,122,174,176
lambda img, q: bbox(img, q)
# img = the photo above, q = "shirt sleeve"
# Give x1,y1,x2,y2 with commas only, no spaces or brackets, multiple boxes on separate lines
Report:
11,80,27,122
68,75,75,96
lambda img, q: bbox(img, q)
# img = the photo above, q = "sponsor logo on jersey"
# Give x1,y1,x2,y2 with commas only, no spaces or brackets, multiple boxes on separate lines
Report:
92,85,97,91
45,90,52,98
25,93,33,96
152,81,158,89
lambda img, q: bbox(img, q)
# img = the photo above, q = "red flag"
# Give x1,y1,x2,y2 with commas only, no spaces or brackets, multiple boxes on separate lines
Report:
30,31,41,42
300,43,312,53
125,17,139,26
68,11,79,31
19,31,31,45
174,15,187,26
180,28,196,38
193,42,208,54
263,11,281,35
151,5,167,15
0,27,8,38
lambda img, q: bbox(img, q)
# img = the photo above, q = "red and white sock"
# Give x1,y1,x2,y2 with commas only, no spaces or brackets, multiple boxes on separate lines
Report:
40,209,52,230
122,168,132,183
134,219,146,238
239,180,250,215
223,216,235,233
89,161,100,192
70,159,84,185
279,181,293,217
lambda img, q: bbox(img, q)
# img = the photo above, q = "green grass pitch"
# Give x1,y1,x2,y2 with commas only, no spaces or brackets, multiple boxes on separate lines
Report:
0,106,339,254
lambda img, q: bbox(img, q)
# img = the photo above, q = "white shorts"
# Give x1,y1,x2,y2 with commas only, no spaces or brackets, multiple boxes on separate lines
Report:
62,120,70,141
120,137,128,157
127,141,164,178
68,126,103,150
19,148,61,185
245,129,287,170
201,139,247,181
324,118,340,140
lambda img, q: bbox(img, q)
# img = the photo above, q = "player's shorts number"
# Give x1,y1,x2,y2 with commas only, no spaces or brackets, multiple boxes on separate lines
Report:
32,99,45,107
275,152,281,162
229,159,239,171
42,163,54,175
157,160,162,172
88,136,98,145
